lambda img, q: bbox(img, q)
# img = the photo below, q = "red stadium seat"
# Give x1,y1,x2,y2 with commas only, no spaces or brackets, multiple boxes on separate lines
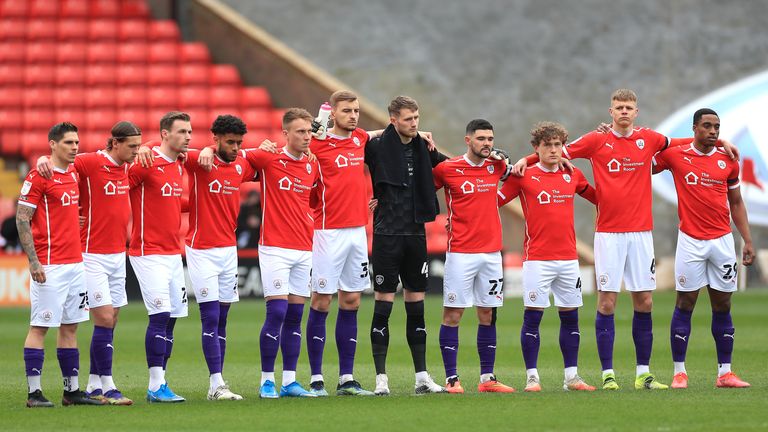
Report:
116,86,147,108
179,86,209,110
56,41,88,64
55,108,86,128
121,0,150,19
116,108,149,131
24,65,56,86
179,64,209,86
0,19,26,41
23,88,55,108
23,109,55,131
85,87,116,109
85,64,117,87
25,41,55,63
270,109,286,130
183,109,209,129
0,109,22,129
0,131,23,155
116,64,147,86
179,42,210,64
209,86,241,108
0,42,25,63
79,132,108,153
240,87,272,110
147,64,178,86
209,65,241,86
117,41,147,64
29,0,58,18
0,64,24,85
22,135,53,159
0,87,22,108
90,0,119,18
85,109,117,130
87,41,117,63
242,108,272,131
0,0,28,18
148,42,178,64
54,87,85,109
88,19,116,41
57,20,89,41
148,20,180,42
118,19,148,41
55,65,86,86
26,20,57,41
147,87,178,109
60,0,89,18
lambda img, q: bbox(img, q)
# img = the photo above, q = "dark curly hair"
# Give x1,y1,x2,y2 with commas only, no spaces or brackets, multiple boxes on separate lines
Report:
211,114,248,136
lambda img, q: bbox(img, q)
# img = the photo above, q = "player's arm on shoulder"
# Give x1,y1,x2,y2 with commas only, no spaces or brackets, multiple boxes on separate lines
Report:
575,170,598,205
432,163,444,190
36,155,54,179
563,132,596,160
127,162,147,188
243,147,272,170
511,152,540,177
497,177,521,207
15,202,45,283
136,143,156,168
727,185,754,265
429,148,449,168
651,151,669,174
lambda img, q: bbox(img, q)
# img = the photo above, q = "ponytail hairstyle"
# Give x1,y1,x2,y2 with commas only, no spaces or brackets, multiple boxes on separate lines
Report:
107,121,142,150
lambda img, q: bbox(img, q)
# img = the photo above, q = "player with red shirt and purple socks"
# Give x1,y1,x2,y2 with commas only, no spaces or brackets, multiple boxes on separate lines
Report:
37,121,141,405
242,108,320,399
129,112,190,403
499,122,597,392
433,119,514,394
652,108,754,389
18,122,105,407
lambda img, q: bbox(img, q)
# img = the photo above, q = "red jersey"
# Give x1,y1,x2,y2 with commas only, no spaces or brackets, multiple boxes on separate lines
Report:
433,155,505,253
18,166,82,265
309,128,370,229
244,148,319,251
186,150,257,249
75,151,130,254
498,164,596,261
564,128,668,232
128,148,184,256
653,143,739,240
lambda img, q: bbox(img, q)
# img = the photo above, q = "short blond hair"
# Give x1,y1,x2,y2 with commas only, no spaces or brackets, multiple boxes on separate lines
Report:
388,95,419,117
330,90,358,107
611,88,637,103
530,121,568,147
282,107,313,129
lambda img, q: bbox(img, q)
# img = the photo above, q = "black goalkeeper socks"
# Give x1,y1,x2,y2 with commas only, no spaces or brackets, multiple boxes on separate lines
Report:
371,300,393,375
405,300,427,373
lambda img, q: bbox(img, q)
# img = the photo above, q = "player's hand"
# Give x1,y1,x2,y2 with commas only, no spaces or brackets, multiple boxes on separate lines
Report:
30,260,46,284
558,159,574,172
511,157,528,177
720,139,740,161
490,148,511,164
500,163,515,181
198,147,214,171
311,120,326,139
368,198,378,213
742,241,755,266
178,152,188,163
444,218,451,232
36,155,54,179
259,139,278,153
137,146,155,168
79,216,85,228
419,131,436,151
596,122,612,134
304,149,317,163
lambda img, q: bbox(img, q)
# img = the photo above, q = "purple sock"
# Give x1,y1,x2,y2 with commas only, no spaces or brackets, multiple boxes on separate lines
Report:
521,309,543,369
711,311,734,364
145,312,170,368
439,325,459,378
670,307,692,362
89,333,98,375
260,299,287,373
559,309,580,368
163,317,177,370
336,308,358,376
477,324,497,375
92,325,114,376
218,303,231,370
306,308,328,376
24,347,44,378
281,303,304,372
199,301,222,375
56,348,79,383
632,311,653,366
595,311,615,370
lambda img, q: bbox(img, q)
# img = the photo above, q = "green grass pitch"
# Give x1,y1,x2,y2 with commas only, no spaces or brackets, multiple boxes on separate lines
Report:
1,290,766,431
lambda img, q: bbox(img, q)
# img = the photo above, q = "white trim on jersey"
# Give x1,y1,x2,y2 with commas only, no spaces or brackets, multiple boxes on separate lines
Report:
690,144,717,157
446,187,454,252
140,184,145,256
259,168,268,246
44,195,51,265
520,191,532,261
17,201,36,209
190,172,199,247
85,177,92,253
317,163,327,229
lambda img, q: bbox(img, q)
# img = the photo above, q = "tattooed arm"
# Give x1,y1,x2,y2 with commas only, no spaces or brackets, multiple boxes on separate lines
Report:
16,204,45,283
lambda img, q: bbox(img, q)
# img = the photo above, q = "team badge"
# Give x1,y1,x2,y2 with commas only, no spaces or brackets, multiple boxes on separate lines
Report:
375,275,384,286
41,310,53,322
235,164,243,175
635,139,645,150
447,293,456,303
487,165,494,174
353,136,361,146
306,163,312,174
20,180,32,195
528,292,537,302
562,173,571,183
94,292,103,303
677,275,686,287
718,160,726,169
318,278,327,289
154,298,163,307
599,274,609,287
200,288,208,298
273,279,282,289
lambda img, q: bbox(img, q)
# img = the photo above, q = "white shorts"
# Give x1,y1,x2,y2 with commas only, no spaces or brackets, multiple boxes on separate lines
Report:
443,252,504,308
185,245,239,303
30,262,89,327
129,254,189,318
312,227,370,294
259,245,312,298
675,231,737,293
83,252,127,309
594,231,656,292
522,260,583,308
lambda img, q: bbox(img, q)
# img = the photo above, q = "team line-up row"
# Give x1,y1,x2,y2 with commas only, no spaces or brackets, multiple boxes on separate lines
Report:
16,88,753,407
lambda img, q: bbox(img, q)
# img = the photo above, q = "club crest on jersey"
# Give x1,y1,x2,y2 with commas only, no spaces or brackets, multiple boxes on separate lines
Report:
487,165,494,174
718,160,726,169
306,163,312,174
375,275,384,285
562,174,571,183
636,139,645,149
353,136,361,146
235,164,243,175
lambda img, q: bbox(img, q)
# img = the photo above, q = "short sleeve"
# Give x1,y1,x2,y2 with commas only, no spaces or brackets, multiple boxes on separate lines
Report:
128,162,148,188
497,177,521,207
564,132,598,160
728,160,741,189
432,163,445,189
244,149,271,170
18,172,44,209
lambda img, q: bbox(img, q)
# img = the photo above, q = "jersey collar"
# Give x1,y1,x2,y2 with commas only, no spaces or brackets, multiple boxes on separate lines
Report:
689,143,717,156
97,150,121,166
282,148,304,161
153,147,175,163
462,154,486,167
535,162,560,173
